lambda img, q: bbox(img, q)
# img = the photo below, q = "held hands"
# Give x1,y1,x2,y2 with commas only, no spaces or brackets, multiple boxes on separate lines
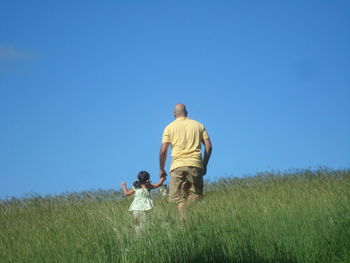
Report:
160,169,167,178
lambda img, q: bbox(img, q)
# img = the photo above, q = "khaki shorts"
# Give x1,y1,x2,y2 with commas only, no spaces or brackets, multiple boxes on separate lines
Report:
169,166,203,203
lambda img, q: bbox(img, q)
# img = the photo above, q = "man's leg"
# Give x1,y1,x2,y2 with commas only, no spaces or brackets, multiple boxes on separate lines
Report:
169,167,189,222
186,193,199,205
169,167,203,222
186,167,203,206
177,201,186,223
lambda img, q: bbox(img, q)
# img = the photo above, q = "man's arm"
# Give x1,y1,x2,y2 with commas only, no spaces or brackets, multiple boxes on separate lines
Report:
159,142,170,178
202,138,212,175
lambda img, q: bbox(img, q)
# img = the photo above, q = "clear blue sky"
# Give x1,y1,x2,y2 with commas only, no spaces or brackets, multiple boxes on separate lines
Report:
1,1,349,199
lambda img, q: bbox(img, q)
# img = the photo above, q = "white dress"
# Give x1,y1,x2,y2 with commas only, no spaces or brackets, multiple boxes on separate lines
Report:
128,187,153,211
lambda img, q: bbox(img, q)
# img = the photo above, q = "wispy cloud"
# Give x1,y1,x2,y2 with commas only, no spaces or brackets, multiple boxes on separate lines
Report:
0,45,37,60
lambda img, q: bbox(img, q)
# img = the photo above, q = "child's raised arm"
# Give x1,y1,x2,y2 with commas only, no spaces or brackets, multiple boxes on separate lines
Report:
150,176,165,190
121,182,135,196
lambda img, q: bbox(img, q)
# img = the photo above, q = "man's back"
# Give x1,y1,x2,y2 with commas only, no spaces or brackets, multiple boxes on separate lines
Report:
162,117,209,171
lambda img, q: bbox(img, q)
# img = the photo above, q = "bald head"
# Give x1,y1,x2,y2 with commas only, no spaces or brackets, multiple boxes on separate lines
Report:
174,104,188,118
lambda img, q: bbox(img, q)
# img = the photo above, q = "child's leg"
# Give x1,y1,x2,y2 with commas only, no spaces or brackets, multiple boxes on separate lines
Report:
132,211,147,234
139,211,147,227
132,211,141,233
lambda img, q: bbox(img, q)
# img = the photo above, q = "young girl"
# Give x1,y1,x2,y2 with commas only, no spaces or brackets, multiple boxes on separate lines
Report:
121,171,165,233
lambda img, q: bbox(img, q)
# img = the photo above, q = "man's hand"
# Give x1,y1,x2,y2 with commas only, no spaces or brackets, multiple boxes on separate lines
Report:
121,181,126,188
159,142,170,178
202,138,212,176
160,169,167,178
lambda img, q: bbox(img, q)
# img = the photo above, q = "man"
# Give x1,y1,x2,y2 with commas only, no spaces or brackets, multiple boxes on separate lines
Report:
159,104,212,221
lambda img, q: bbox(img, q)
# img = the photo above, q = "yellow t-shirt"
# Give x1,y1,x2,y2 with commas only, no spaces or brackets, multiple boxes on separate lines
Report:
162,117,209,171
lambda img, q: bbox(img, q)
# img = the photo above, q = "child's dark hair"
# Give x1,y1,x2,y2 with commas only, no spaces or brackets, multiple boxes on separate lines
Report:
133,171,150,189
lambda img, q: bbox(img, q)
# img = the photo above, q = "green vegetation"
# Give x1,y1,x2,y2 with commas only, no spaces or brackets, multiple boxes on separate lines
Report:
1,168,349,263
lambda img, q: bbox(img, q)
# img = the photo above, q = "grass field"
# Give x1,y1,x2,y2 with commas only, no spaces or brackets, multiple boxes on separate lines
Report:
1,168,349,263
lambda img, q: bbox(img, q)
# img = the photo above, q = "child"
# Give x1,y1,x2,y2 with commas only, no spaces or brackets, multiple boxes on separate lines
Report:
121,171,165,233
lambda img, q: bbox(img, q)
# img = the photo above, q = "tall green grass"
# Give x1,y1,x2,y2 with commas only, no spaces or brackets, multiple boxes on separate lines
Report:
1,168,349,263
